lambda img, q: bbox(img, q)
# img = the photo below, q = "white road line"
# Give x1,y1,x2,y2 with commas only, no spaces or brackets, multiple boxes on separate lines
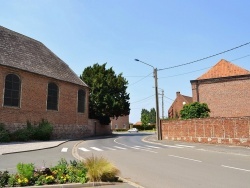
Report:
103,147,116,150
131,147,158,153
90,147,103,151
61,148,68,152
162,144,183,149
196,148,206,151
221,165,250,172
114,137,157,153
134,146,152,150
114,146,127,150
78,147,90,152
145,145,161,149
175,144,195,148
168,155,202,163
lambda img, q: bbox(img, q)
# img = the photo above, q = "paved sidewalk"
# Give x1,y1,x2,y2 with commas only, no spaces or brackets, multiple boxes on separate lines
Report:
0,140,68,155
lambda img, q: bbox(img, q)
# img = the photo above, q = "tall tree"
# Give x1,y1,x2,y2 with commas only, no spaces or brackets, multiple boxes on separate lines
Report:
149,108,156,124
80,63,130,124
141,108,149,129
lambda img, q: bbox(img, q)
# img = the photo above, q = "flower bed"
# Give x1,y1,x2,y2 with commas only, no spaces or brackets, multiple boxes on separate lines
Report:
0,157,120,187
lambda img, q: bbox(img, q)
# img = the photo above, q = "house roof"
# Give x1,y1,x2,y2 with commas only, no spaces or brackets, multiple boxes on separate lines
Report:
197,59,250,80
181,95,193,104
0,26,88,87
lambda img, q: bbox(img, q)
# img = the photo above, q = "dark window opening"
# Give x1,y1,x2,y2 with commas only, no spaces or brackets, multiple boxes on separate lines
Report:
78,89,85,113
4,74,21,107
47,83,58,110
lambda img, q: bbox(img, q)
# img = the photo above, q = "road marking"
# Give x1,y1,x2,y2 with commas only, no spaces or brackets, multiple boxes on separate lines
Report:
61,148,68,152
114,137,157,153
134,146,152,150
196,148,206,151
145,145,161,149
78,147,90,152
131,147,158,153
168,155,202,163
162,144,183,149
114,146,127,150
90,147,103,151
103,147,116,150
221,165,250,172
175,144,195,148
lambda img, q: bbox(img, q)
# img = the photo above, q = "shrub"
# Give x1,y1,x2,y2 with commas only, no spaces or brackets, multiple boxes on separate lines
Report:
34,119,53,141
0,123,11,142
84,156,120,182
0,170,10,187
180,102,210,119
11,128,32,141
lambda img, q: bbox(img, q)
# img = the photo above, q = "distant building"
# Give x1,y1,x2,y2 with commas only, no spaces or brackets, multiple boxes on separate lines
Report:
168,92,193,118
110,115,129,130
191,59,250,117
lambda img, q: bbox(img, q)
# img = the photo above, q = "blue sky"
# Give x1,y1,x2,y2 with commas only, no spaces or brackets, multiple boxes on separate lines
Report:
1,0,250,123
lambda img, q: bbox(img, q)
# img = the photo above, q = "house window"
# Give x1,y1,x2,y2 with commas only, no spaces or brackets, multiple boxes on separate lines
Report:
4,74,21,107
78,89,86,113
123,124,126,129
47,83,58,110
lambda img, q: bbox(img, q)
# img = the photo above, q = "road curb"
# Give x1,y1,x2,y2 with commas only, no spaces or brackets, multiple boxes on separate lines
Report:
1,140,69,155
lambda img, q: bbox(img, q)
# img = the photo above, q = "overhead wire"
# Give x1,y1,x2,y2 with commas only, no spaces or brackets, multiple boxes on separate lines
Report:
130,94,154,104
158,42,250,71
159,54,250,79
128,72,153,86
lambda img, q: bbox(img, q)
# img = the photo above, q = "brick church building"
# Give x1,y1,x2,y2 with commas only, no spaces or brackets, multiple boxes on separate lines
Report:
0,26,94,139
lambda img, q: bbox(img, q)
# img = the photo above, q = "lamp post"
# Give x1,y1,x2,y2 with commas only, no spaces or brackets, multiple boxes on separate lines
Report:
135,59,162,140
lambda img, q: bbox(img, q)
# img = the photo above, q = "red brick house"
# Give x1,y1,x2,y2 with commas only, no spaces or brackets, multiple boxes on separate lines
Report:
0,26,94,139
110,115,129,130
191,59,250,117
168,91,193,118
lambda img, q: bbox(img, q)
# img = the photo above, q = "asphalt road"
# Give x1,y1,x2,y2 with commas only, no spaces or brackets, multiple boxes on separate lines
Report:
1,133,250,188
77,132,250,188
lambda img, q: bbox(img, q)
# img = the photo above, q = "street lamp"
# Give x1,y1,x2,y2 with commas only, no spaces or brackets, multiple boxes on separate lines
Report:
134,59,162,140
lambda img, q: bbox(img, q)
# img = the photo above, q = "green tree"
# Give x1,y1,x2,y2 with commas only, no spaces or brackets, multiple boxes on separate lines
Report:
141,109,149,130
80,63,130,124
149,108,156,124
180,102,210,119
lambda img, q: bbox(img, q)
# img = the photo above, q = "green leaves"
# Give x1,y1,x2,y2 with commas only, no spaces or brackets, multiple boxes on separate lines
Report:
180,102,210,120
141,108,156,129
80,63,130,124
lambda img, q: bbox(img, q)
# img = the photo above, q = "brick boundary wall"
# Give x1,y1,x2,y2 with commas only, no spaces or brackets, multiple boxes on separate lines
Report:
3,119,111,140
161,117,250,146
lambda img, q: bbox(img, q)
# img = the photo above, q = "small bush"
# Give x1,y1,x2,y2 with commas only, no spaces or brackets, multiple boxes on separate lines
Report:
84,156,120,182
133,125,155,131
11,128,32,141
0,123,10,142
34,119,53,141
0,170,10,187
114,129,128,132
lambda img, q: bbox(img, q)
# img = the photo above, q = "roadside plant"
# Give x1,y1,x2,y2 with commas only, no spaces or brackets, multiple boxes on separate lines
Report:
0,123,11,142
84,155,120,182
0,170,10,187
180,102,210,119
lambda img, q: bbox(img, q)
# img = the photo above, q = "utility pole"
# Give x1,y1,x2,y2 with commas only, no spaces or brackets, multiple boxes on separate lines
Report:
154,68,161,140
158,88,164,119
135,59,162,140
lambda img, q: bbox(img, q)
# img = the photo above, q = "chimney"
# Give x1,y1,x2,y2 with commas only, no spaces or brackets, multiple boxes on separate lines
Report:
176,91,180,97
